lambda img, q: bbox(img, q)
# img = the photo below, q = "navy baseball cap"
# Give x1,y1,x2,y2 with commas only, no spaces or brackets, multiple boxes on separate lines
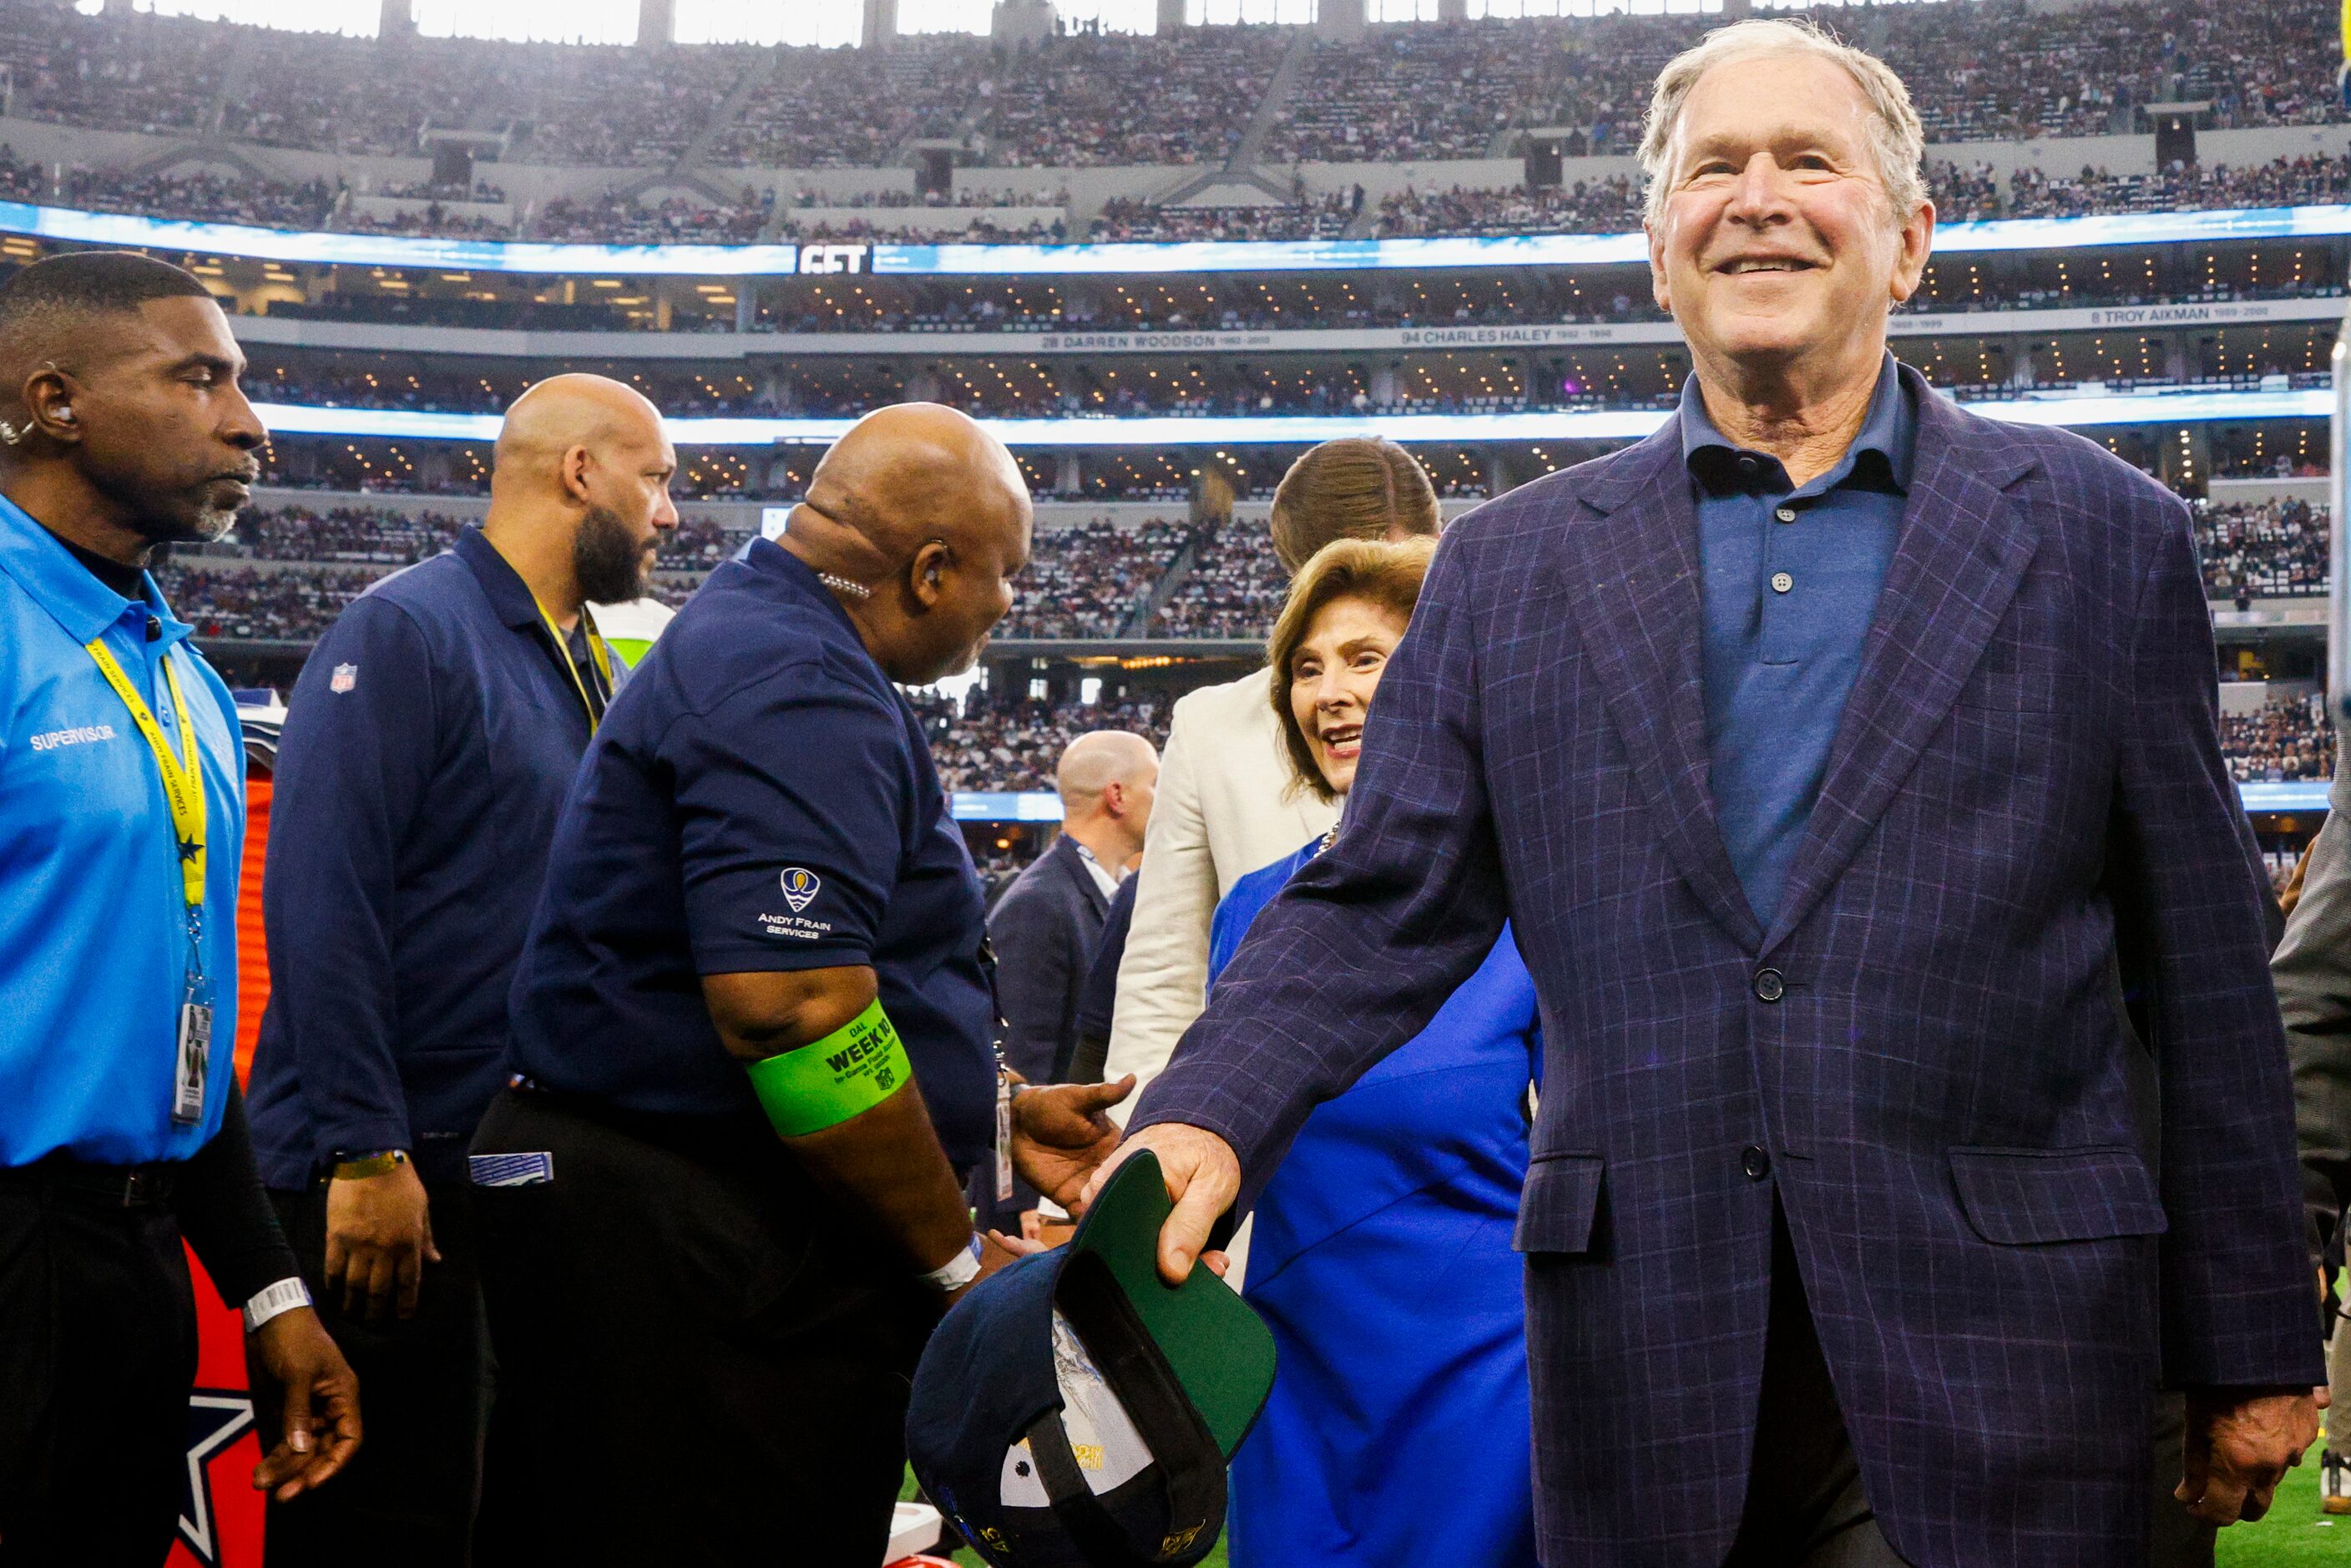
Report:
907,1151,1277,1567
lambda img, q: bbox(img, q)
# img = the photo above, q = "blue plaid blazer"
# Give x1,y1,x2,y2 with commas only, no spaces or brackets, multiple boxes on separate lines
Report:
1132,365,2322,1566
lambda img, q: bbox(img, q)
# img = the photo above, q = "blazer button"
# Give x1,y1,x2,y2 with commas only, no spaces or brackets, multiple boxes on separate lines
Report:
1752,968,1785,1003
1741,1145,1772,1181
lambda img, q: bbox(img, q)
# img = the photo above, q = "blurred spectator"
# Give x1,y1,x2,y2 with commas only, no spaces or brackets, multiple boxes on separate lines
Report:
533,189,773,244
1091,192,1355,242
2222,691,2336,782
1153,520,1292,638
1001,518,1189,639
989,731,1159,1099
2196,498,2329,599
919,690,1171,796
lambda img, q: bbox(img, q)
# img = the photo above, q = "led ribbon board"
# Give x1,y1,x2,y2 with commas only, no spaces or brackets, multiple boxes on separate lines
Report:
250,387,2333,448
950,783,2321,822
8,199,2351,276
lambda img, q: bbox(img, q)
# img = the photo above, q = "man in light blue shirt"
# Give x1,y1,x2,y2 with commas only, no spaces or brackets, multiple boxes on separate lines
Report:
0,250,359,1564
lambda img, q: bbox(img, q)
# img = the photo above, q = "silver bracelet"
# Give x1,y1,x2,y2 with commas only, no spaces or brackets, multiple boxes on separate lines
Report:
242,1276,312,1334
919,1236,983,1292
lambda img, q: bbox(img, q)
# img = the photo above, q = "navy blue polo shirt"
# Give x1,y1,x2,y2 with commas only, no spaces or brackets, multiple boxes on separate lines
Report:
505,539,998,1176
247,526,610,1188
1685,354,1915,928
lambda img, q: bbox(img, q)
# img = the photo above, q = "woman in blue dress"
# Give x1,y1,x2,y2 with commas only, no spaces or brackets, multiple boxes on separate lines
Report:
1215,534,1541,1568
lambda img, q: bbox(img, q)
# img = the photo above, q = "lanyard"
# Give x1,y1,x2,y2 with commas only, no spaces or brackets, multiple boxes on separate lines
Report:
84,636,205,916
531,596,614,734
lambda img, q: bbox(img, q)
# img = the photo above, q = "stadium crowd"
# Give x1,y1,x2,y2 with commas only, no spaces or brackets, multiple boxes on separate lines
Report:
161,564,385,644
225,503,468,566
2222,691,2337,782
993,518,1190,640
0,0,2340,181
159,491,2329,794
2196,498,2330,600
915,690,1171,796
531,190,774,245
239,352,2339,425
1261,0,2340,163
1150,518,1288,639
1090,193,1358,243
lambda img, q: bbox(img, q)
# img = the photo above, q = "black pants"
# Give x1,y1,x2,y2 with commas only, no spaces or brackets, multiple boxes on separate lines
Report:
2148,1390,2217,1568
249,1171,493,1566
0,1173,197,1568
1722,1206,2202,1568
468,1089,935,1568
1725,1203,1909,1568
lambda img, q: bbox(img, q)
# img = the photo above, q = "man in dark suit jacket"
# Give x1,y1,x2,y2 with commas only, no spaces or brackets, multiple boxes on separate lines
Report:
990,730,1158,1090
1076,22,2320,1568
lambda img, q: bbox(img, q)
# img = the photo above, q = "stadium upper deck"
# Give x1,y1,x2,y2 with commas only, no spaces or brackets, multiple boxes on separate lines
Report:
0,0,2333,508
5,0,2337,167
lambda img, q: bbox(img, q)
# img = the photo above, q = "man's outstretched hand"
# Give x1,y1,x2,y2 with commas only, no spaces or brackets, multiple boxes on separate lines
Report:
2177,1384,2322,1525
1076,1123,1241,1286
1009,1075,1136,1211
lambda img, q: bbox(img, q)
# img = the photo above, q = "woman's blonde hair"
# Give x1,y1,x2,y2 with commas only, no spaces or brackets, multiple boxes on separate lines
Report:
1267,438,1441,575
1267,536,1438,802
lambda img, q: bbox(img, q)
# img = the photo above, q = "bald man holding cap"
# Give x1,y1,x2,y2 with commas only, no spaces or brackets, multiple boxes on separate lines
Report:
247,373,678,1562
475,403,1067,1565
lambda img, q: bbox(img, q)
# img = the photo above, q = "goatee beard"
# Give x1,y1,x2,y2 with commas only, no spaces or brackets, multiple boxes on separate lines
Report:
574,503,651,605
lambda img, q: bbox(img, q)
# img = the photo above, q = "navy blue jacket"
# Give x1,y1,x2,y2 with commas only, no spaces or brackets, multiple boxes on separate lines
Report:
1135,367,2319,1566
248,527,604,1188
987,833,1110,1087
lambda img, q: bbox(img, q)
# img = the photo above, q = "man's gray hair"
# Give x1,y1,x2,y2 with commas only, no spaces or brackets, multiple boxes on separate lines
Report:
1636,18,1927,230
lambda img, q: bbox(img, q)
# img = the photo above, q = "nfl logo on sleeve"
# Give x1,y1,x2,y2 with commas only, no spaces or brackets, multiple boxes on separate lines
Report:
330,664,357,695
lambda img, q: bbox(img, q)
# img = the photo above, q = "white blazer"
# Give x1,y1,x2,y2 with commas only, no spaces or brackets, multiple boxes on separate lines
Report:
1105,667,1337,1109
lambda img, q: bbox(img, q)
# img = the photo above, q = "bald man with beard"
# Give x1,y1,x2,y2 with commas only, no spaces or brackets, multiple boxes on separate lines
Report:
476,403,1105,1564
246,373,677,1564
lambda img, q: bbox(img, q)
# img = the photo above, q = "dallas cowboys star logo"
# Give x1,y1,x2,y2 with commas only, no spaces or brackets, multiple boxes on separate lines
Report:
179,837,200,865
179,1391,253,1566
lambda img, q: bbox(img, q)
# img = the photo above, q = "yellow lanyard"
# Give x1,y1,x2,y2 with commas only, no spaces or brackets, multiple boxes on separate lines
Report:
532,597,614,734
84,637,206,913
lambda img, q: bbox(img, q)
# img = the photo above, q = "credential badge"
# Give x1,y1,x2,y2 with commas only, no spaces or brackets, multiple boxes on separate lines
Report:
781,867,821,913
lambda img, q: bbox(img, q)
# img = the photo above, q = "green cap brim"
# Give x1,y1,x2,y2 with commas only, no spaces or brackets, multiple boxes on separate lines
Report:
1064,1150,1277,1459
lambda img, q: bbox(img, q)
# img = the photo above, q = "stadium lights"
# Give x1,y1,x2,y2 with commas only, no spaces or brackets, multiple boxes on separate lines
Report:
247,385,2333,448
13,198,2351,278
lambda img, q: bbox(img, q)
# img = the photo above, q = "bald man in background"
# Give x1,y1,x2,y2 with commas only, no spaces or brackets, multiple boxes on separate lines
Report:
246,374,677,1564
986,731,1156,1221
473,404,1047,1564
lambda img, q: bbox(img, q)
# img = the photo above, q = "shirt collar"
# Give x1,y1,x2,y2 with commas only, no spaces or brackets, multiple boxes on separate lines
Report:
0,491,178,646
454,524,549,633
1679,352,1914,498
748,535,867,642
1070,837,1122,898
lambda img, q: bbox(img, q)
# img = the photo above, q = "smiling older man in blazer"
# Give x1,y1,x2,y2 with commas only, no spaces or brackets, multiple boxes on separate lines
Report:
1085,20,2322,1568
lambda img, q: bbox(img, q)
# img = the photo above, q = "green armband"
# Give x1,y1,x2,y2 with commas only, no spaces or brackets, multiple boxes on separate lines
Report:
746,999,914,1137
